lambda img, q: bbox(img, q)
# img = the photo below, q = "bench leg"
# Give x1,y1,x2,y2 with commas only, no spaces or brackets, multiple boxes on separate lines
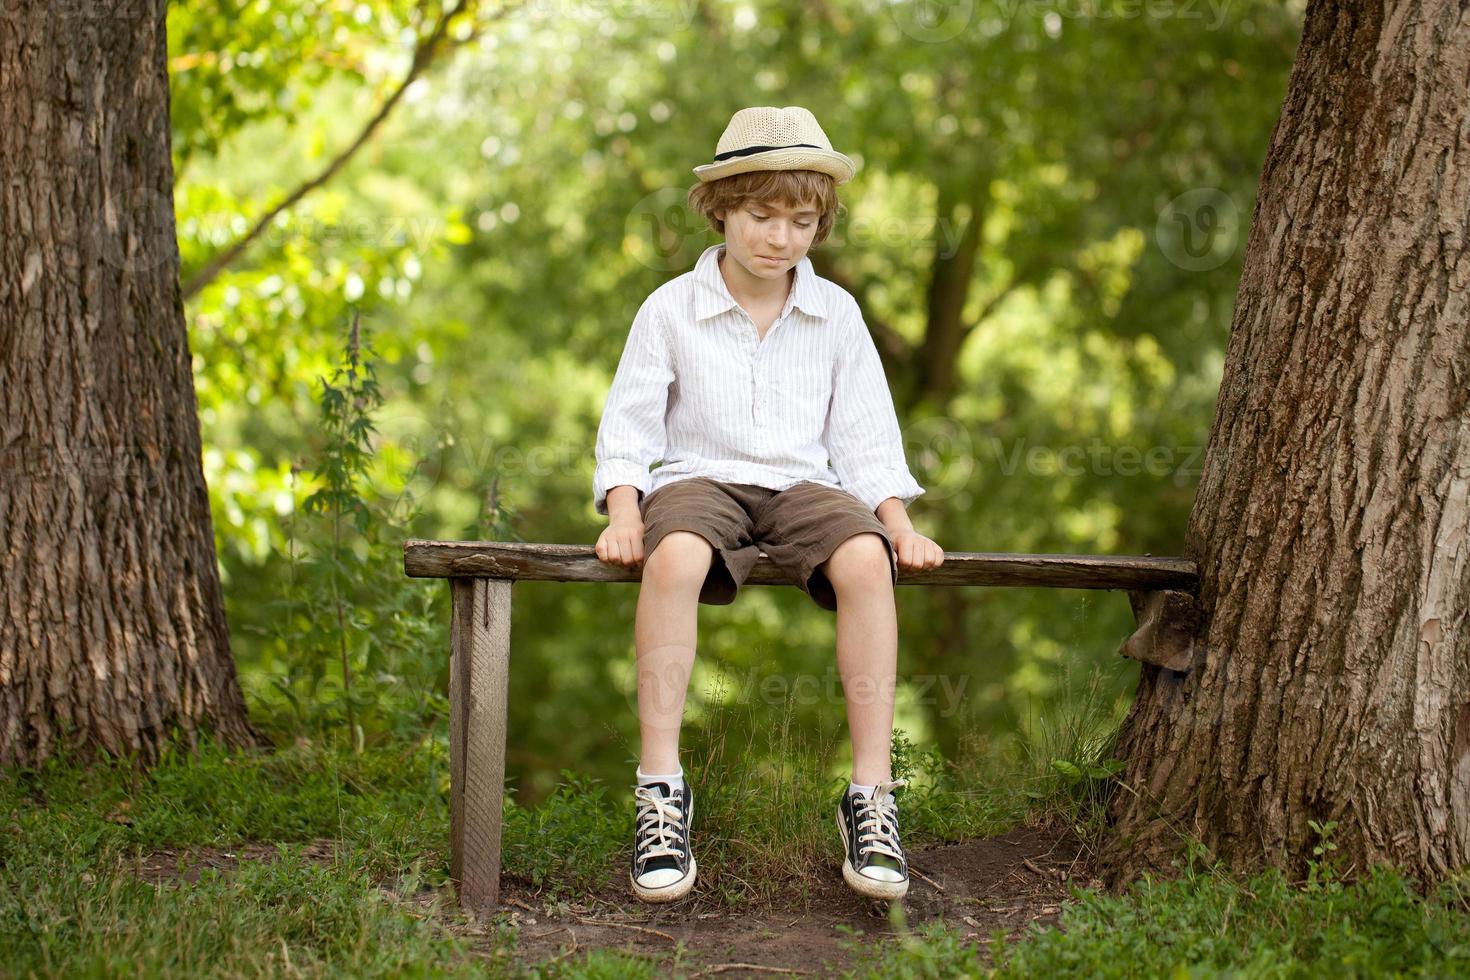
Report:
450,577,512,913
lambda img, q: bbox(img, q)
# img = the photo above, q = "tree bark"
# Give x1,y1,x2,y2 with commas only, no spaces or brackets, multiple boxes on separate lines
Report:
1104,0,1470,884
0,0,261,766
914,180,987,412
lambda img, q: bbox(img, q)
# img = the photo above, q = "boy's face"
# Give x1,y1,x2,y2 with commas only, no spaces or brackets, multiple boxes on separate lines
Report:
716,197,821,282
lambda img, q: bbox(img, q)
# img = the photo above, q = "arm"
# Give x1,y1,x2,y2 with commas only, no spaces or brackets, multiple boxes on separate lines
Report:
593,296,674,520
875,496,916,535
823,297,925,531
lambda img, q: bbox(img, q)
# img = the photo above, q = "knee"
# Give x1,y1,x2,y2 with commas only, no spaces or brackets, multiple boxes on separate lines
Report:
822,533,893,592
643,530,715,590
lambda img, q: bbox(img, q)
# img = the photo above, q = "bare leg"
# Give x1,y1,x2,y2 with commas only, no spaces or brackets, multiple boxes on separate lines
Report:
821,533,898,786
636,531,714,773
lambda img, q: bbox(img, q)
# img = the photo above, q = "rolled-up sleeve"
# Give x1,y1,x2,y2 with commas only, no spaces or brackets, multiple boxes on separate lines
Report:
593,296,674,516
823,298,925,514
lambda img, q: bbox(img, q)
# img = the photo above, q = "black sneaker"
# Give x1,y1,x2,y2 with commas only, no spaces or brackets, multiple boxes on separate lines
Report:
835,778,910,900
630,780,696,902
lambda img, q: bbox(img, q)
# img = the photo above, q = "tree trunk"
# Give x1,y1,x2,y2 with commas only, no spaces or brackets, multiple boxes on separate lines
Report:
914,180,987,412
1104,0,1470,884
0,0,261,766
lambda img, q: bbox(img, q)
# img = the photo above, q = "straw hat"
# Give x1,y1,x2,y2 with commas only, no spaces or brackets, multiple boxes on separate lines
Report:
692,105,857,185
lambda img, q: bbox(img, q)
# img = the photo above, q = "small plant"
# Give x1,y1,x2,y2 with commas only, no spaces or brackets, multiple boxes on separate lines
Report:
1047,756,1126,785
1017,667,1129,845
254,311,468,752
1180,837,1216,877
1306,818,1341,890
301,309,382,751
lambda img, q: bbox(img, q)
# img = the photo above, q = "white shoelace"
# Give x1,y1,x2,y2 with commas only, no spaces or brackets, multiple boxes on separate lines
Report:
852,778,907,863
634,785,687,861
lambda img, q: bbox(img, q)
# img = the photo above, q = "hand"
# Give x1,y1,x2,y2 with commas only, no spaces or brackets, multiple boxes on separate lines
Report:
596,517,646,568
891,529,944,572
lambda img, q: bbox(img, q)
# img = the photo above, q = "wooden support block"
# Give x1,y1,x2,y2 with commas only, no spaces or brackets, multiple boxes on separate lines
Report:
449,577,512,914
1121,588,1201,672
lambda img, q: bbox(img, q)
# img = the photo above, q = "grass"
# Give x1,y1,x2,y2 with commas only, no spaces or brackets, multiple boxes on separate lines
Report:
840,859,1470,979
1,738,483,978
5,689,1467,977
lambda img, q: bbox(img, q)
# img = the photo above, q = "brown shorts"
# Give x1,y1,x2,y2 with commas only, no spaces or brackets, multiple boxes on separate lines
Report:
637,477,898,612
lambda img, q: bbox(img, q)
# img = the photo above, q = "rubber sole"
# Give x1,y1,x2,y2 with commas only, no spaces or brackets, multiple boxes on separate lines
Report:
630,795,696,903
835,804,909,901
631,854,697,903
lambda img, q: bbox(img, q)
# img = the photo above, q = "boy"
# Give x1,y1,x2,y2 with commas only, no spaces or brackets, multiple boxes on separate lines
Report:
592,106,945,903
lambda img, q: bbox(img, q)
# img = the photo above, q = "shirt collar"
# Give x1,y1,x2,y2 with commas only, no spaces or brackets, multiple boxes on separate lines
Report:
692,243,829,322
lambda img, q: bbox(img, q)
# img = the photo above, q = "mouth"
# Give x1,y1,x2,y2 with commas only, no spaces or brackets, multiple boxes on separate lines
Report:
758,255,786,264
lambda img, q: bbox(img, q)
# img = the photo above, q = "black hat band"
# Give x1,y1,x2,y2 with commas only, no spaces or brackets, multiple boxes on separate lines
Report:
712,142,825,162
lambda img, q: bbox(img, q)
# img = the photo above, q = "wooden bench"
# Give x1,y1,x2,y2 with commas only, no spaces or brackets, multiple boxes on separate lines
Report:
403,540,1200,912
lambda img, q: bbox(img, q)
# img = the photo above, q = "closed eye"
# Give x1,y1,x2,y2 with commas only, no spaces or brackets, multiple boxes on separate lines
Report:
751,213,814,229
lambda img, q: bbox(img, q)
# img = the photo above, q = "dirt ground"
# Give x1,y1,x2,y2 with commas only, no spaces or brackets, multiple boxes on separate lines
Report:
488,823,1089,974
137,822,1093,976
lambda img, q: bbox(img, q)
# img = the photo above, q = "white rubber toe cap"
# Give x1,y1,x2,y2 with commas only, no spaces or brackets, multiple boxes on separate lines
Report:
859,866,906,883
635,867,685,889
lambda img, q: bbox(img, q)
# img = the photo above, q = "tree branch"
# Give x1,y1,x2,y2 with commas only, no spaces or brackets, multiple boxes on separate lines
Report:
957,253,1051,344
180,0,490,301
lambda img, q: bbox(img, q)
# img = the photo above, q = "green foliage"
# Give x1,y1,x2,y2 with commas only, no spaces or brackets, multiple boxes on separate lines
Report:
170,0,1308,798
500,769,627,897
33,0,1459,975
0,737,491,978
887,727,1028,842
984,864,1470,978
242,317,450,751
1307,818,1342,890
168,0,433,164
1014,666,1129,845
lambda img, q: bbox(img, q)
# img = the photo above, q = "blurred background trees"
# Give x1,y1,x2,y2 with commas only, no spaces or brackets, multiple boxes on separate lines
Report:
170,0,1305,801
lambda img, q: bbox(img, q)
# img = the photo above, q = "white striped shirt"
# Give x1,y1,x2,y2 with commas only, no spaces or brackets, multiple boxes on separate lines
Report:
593,243,925,517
